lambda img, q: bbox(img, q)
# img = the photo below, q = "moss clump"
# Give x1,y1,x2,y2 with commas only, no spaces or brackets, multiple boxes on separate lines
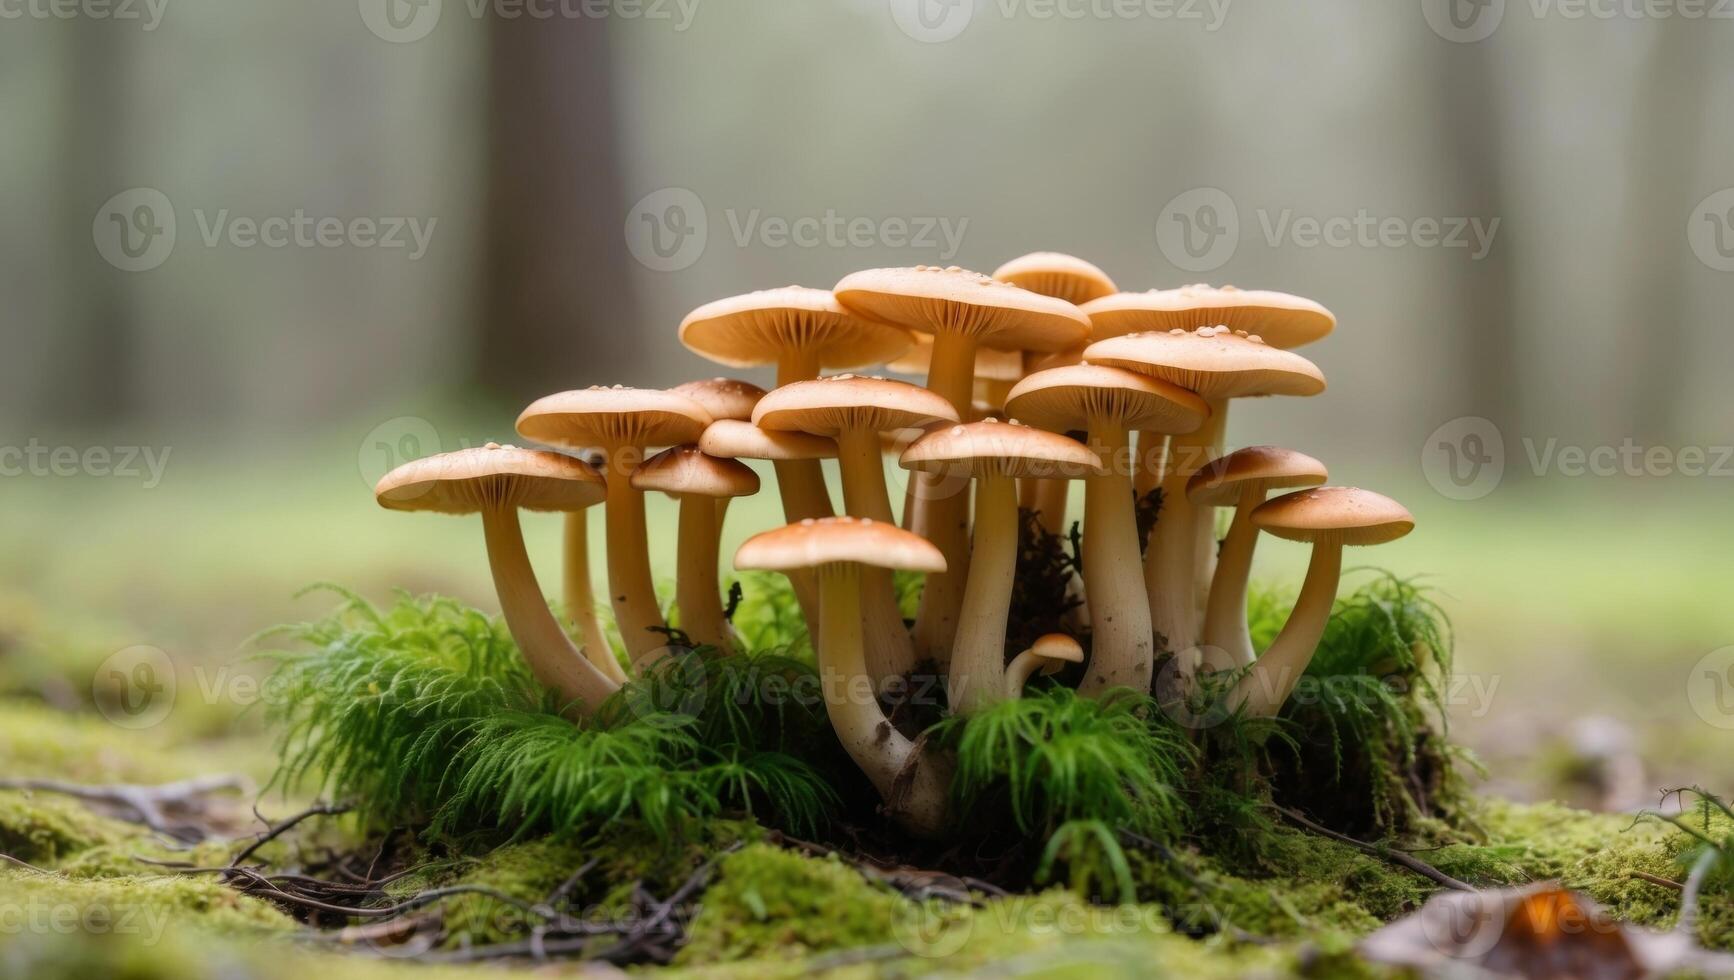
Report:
676,843,905,963
0,790,127,865
0,867,295,940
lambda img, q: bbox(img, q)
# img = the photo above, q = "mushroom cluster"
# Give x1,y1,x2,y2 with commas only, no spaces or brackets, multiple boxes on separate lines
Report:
371,257,1414,837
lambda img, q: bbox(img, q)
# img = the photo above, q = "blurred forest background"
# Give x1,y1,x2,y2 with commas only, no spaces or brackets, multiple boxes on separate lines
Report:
1,2,1731,804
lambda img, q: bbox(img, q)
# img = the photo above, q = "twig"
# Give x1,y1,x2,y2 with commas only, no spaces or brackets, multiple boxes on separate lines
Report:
228,802,350,868
0,852,52,874
1629,870,1685,891
1271,805,1474,892
0,774,249,840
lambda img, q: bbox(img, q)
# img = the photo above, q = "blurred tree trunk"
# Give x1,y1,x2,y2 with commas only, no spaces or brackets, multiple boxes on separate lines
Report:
478,20,640,398
1616,22,1708,444
1437,41,1519,435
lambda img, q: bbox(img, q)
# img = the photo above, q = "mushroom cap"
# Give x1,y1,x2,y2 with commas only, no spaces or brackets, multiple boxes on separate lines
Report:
630,445,760,499
1083,285,1336,349
1004,363,1209,436
993,252,1117,306
834,266,1090,353
734,516,947,574
1083,326,1326,401
699,419,837,462
517,386,713,453
753,375,959,437
1187,446,1329,507
679,286,914,371
669,377,767,422
886,333,1024,382
1030,633,1086,670
1252,487,1415,547
375,443,605,515
900,419,1102,480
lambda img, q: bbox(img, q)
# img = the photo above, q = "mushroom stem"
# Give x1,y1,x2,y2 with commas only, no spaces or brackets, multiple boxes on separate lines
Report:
602,463,669,669
1199,486,1264,669
675,494,733,654
1229,538,1342,718
1032,475,1071,537
1133,430,1166,500
1077,424,1154,697
817,563,950,838
1145,400,1226,657
835,427,917,687
1004,647,1049,698
563,512,626,683
949,473,1018,714
482,505,619,717
774,350,833,639
911,332,978,662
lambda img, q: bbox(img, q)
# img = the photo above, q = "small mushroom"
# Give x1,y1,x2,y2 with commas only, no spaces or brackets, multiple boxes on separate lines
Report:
1229,487,1414,718
669,378,768,576
517,387,713,669
755,375,957,686
1084,327,1326,659
1089,283,1336,351
901,419,1100,713
680,287,915,534
1004,633,1086,698
994,253,1117,533
1005,364,1208,696
835,266,1090,660
699,418,837,631
631,446,760,654
375,444,619,717
734,517,952,838
1186,447,1328,671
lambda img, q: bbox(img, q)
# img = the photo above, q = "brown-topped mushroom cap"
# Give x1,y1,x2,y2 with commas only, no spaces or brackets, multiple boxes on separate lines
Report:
630,445,760,499
679,286,914,370
669,378,767,423
1253,487,1415,547
1083,285,1335,349
1187,446,1329,507
1083,326,1326,400
901,419,1102,480
698,419,836,462
734,517,947,574
516,386,713,452
1030,633,1086,665
834,266,1089,353
993,252,1117,306
1003,363,1209,435
375,443,604,515
753,375,959,437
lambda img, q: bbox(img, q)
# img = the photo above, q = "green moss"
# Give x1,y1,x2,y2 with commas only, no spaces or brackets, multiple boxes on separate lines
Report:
677,843,905,963
0,867,295,940
0,790,127,865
